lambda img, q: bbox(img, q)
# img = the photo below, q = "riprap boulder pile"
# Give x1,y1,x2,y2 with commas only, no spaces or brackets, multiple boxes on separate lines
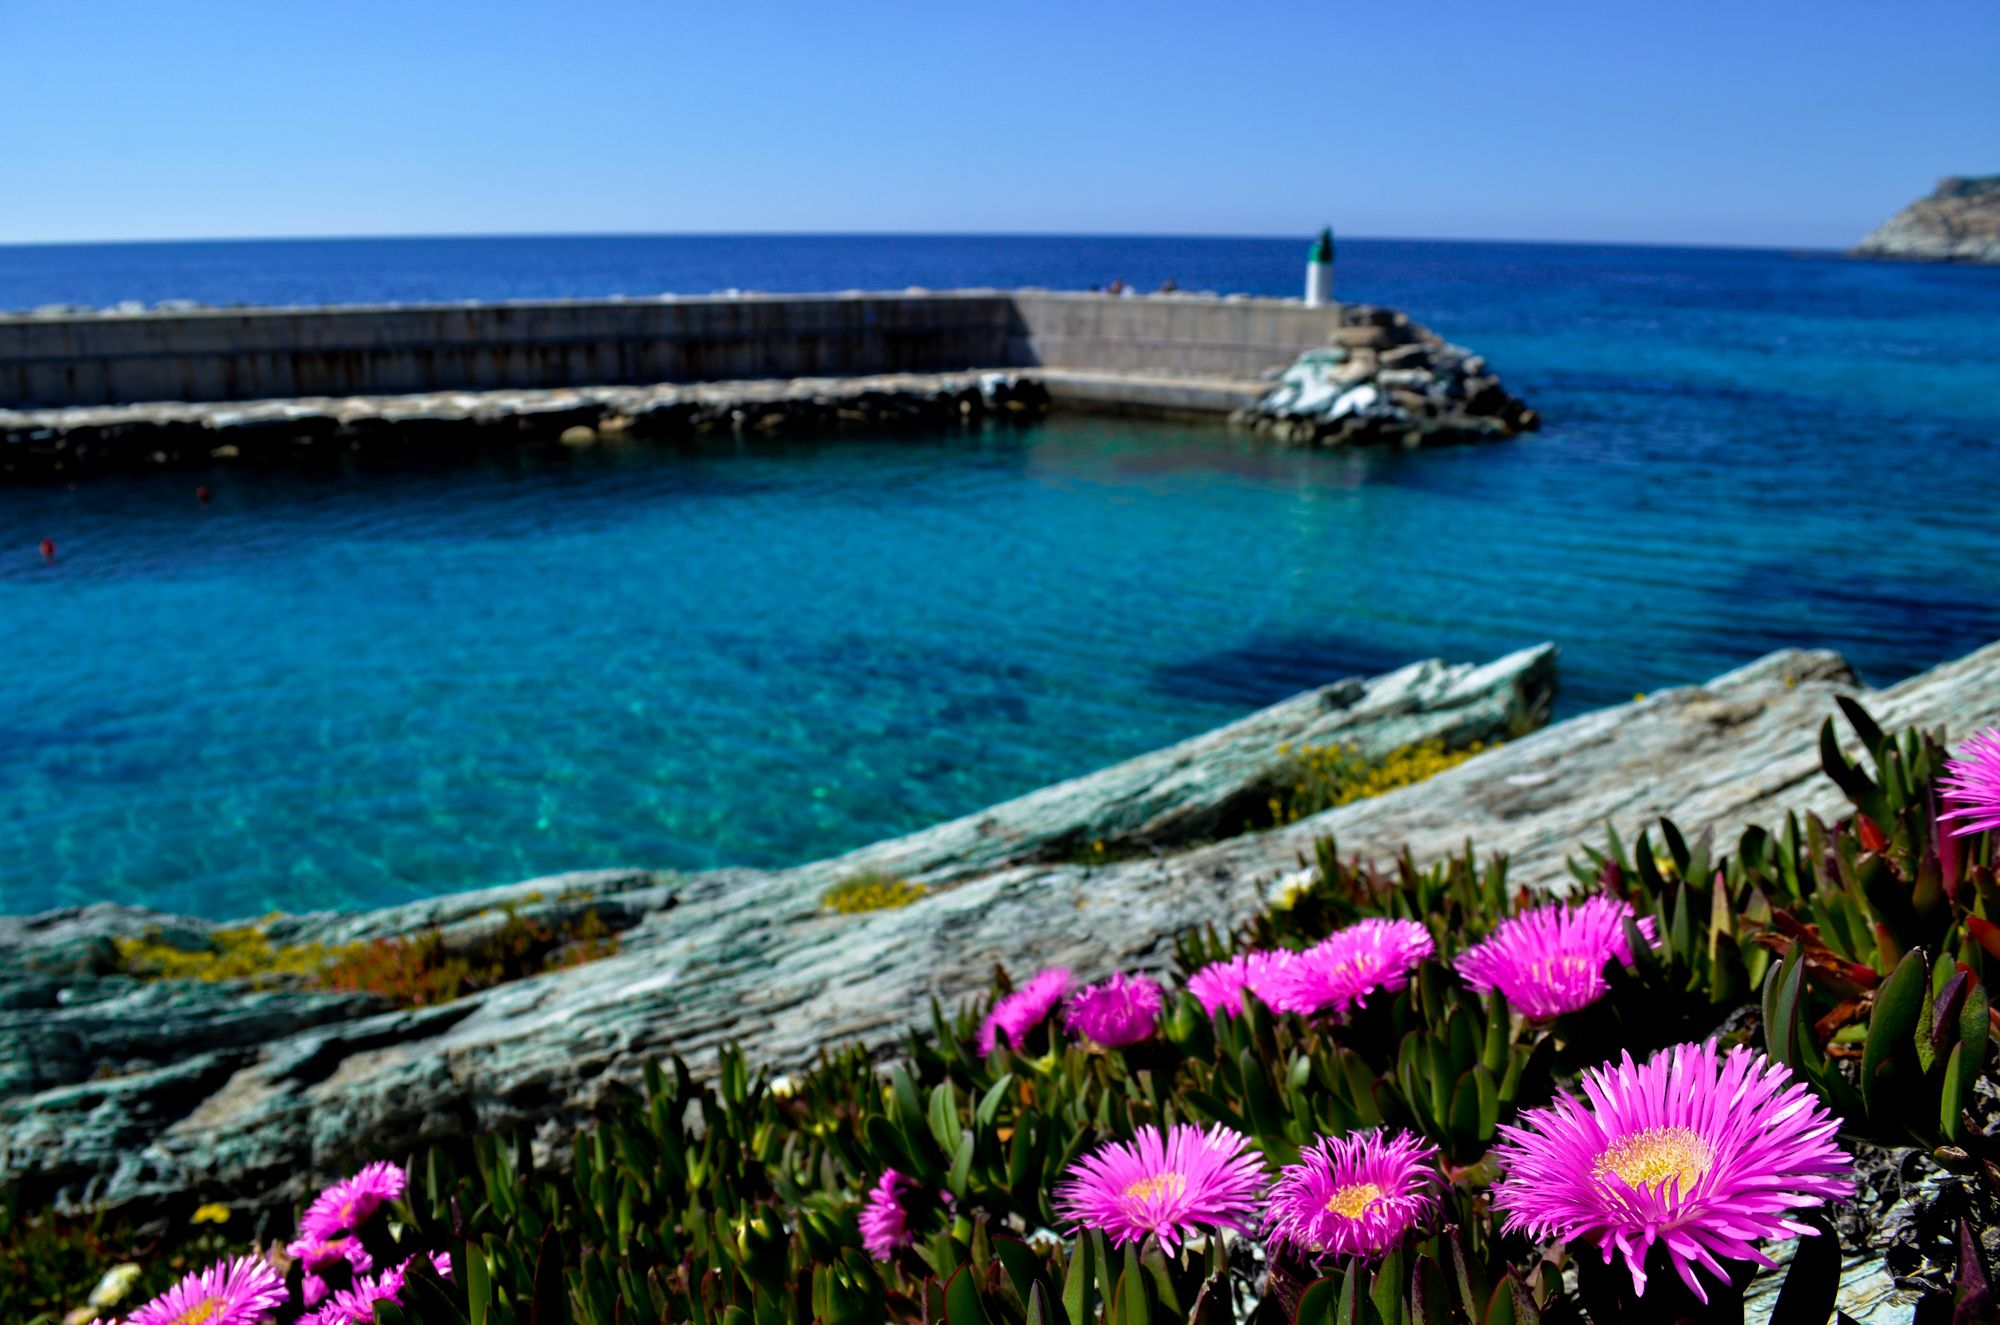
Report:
0,372,1055,480
1236,304,1539,448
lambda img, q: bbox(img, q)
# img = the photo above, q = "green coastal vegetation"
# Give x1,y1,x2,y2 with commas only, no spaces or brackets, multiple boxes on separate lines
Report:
13,701,1998,1323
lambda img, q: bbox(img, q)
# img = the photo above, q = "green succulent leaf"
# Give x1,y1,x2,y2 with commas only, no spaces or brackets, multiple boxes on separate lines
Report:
1862,950,1927,1121
1767,1213,1840,1325
943,1263,994,1325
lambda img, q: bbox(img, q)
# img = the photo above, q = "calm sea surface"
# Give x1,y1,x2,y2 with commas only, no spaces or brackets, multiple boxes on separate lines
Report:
1,236,1996,917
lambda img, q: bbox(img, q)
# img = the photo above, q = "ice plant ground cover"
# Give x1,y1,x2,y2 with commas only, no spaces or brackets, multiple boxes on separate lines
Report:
9,699,2000,1324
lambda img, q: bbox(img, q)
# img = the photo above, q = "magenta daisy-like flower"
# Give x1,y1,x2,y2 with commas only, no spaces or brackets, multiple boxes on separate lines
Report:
127,1256,286,1325
306,1271,398,1325
1454,896,1661,1019
287,1234,374,1308
1940,727,2000,837
1053,1123,1266,1252
1264,1129,1441,1261
302,1253,452,1325
1187,950,1294,1019
1490,1040,1851,1303
300,1160,406,1243
1065,971,1165,1048
288,1233,373,1274
1269,919,1434,1018
978,967,1072,1055
859,1168,917,1260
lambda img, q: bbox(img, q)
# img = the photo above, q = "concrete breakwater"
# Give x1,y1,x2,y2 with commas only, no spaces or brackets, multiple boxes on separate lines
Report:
0,290,1536,477
0,290,1354,409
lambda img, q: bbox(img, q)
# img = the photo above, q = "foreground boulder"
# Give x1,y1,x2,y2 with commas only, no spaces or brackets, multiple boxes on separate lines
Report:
4,639,2000,1219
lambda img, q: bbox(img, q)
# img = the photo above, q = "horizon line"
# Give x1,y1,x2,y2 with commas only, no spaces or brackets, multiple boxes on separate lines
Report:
0,229,1850,255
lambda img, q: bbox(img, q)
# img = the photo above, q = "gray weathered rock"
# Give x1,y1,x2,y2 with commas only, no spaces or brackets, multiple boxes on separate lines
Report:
5,639,2000,1219
1852,175,2000,264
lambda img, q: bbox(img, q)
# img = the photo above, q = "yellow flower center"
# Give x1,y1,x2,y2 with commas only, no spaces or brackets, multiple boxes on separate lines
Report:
1122,1172,1187,1203
1324,1182,1384,1219
171,1298,223,1325
1594,1126,1712,1195
1529,955,1594,982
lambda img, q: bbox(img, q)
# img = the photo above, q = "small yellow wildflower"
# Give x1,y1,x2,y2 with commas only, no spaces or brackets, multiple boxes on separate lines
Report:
191,1202,231,1225
87,1264,143,1309
1272,737,1498,823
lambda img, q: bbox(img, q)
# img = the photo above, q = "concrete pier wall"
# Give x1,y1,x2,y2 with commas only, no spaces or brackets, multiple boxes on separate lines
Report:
0,291,1344,409
1007,293,1358,378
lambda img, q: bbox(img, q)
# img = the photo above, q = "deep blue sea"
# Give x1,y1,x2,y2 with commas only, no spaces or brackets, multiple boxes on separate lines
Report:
2,235,1996,918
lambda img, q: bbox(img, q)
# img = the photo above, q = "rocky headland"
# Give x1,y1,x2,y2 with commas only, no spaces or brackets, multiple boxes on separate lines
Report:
1852,175,2000,264
1233,304,1538,448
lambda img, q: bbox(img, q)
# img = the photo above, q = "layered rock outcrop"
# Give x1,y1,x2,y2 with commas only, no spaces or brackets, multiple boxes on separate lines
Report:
1852,175,2000,264
5,638,2000,1225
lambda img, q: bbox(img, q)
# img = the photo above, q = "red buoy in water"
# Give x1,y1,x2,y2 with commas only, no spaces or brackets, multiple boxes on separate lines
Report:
196,485,212,505
39,538,56,563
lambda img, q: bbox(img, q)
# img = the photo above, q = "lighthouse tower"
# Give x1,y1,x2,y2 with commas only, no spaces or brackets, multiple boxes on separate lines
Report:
1305,227,1335,307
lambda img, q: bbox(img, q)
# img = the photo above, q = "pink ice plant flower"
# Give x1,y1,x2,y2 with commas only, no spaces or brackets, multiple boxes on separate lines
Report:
1940,727,2000,837
286,1233,374,1308
1264,1129,1441,1261
302,1253,452,1325
1454,896,1661,1019
1065,971,1165,1048
1490,1039,1850,1303
126,1256,287,1325
1268,919,1434,1018
300,1160,407,1243
1186,950,1294,1019
859,1168,918,1260
288,1231,373,1273
978,967,1072,1054
1055,1123,1266,1252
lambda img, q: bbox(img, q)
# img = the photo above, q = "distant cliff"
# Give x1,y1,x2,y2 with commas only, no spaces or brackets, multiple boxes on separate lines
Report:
1851,175,2000,263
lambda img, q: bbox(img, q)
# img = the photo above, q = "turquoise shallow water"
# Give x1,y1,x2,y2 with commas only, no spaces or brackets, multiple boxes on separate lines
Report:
1,238,1996,916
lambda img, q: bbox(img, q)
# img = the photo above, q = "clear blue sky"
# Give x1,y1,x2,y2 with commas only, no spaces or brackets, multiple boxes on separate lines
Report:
3,0,1994,247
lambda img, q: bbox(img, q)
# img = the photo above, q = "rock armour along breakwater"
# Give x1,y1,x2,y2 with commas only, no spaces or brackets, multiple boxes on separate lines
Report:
8,636,2000,1227
0,372,1057,478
